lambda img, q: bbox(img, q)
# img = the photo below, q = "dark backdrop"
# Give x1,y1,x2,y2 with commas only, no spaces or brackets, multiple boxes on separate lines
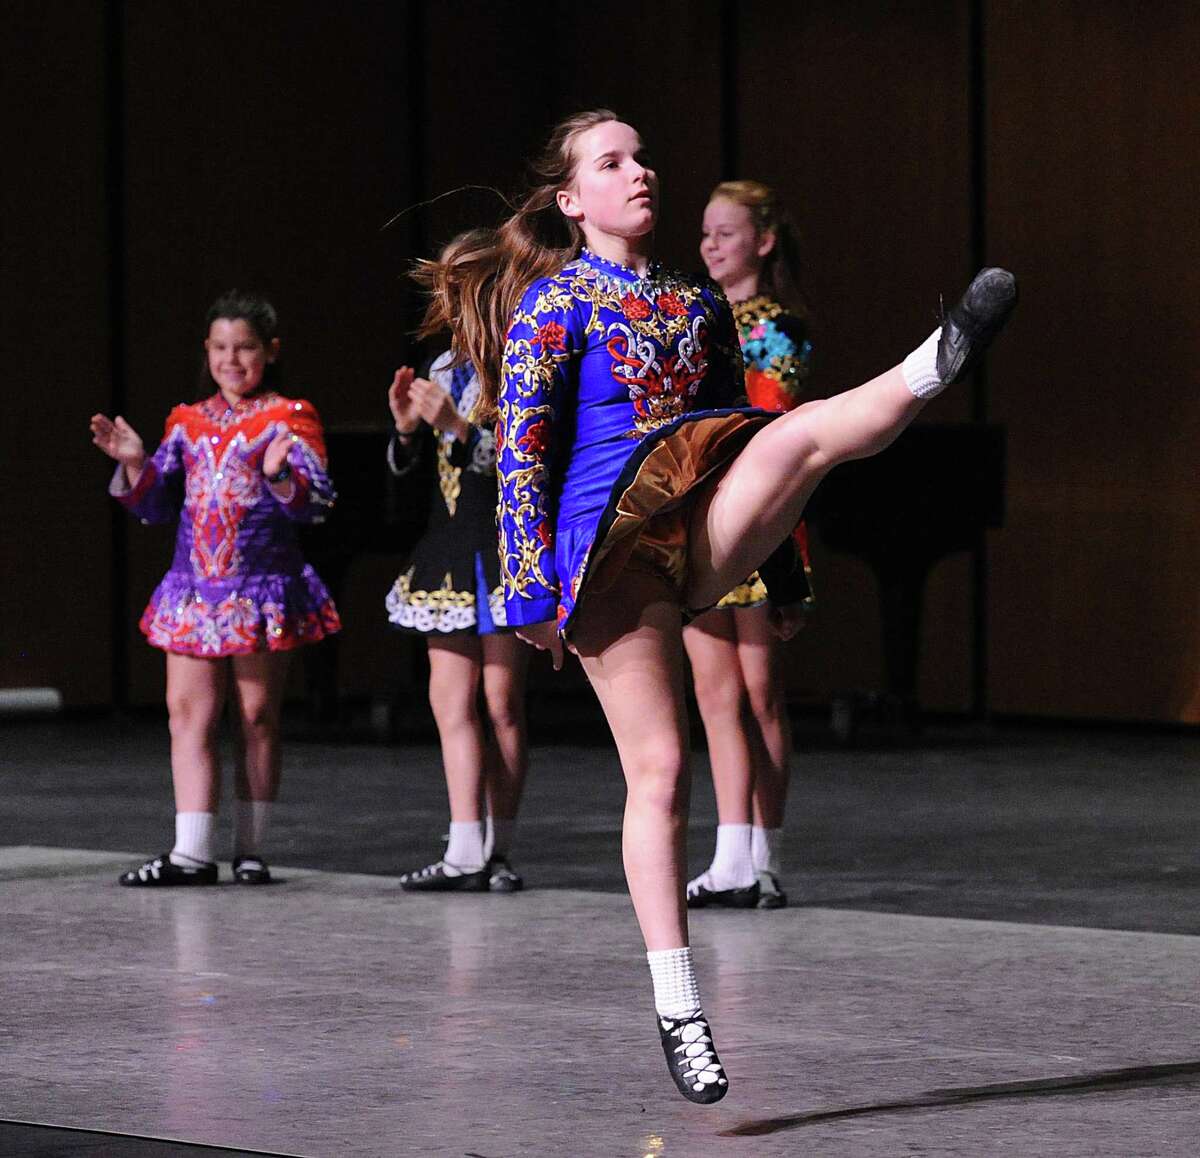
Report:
4,1,1198,723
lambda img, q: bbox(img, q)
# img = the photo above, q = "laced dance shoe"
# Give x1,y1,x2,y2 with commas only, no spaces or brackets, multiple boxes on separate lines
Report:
937,267,1019,385
486,855,524,892
398,860,489,892
685,870,760,909
657,1011,730,1103
756,870,788,910
232,856,271,885
118,853,218,887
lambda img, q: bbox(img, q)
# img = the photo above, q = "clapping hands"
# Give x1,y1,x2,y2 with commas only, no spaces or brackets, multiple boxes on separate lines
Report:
388,366,465,438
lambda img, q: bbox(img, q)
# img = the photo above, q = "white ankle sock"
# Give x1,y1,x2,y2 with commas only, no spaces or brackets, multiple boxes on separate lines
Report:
483,816,515,861
704,823,756,889
647,946,702,1019
901,327,945,399
234,799,272,859
171,811,215,867
444,820,485,873
751,826,783,876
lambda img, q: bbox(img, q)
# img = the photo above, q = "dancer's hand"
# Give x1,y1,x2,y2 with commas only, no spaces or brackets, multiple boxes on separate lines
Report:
387,367,422,435
409,376,469,442
263,430,293,478
769,602,808,641
516,620,563,671
90,414,145,470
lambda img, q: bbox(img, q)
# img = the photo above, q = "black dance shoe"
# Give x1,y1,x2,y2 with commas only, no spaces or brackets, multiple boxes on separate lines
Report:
756,870,788,910
232,856,272,885
398,860,489,892
937,267,1019,385
118,853,218,887
487,855,524,893
686,872,760,909
657,1011,730,1104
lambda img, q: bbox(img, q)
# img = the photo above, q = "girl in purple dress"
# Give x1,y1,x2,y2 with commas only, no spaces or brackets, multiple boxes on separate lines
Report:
91,292,340,887
419,110,1016,1103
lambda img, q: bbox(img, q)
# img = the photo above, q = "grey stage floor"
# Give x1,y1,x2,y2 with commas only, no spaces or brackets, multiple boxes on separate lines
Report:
2,715,1200,1155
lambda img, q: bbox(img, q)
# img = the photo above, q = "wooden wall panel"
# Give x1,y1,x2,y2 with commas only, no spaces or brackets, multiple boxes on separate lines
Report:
987,1,1200,721
2,2,112,705
736,1,975,710
119,3,414,704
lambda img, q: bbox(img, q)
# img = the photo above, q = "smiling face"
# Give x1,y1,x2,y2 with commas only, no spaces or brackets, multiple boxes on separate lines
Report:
204,317,278,404
555,120,658,247
700,197,774,294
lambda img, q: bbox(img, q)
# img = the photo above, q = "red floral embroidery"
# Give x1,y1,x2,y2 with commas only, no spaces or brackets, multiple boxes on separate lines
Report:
494,422,504,453
536,521,554,548
536,321,567,351
518,419,550,455
656,292,687,317
621,293,652,321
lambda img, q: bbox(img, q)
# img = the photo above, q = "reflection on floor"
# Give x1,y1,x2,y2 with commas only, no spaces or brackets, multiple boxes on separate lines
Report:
3,717,1199,1155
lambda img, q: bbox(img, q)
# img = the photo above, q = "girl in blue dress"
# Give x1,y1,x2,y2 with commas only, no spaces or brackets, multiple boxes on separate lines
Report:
418,109,1016,1104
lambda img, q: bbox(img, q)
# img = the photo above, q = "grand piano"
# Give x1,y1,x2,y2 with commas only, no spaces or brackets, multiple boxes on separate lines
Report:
804,421,1005,736
303,422,1005,734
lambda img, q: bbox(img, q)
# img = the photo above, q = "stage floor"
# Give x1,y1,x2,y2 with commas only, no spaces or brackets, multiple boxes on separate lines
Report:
3,717,1199,1155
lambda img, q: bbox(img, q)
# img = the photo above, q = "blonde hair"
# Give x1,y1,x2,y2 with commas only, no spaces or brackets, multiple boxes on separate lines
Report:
709,179,809,319
414,109,621,420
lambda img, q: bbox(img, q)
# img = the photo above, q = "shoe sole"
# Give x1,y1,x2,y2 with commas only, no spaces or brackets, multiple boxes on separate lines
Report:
938,267,1018,384
687,890,760,910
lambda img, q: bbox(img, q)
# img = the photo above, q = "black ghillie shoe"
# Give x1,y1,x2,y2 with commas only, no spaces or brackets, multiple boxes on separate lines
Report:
686,871,760,909
232,856,272,885
937,267,1018,385
755,870,788,910
486,855,524,893
657,1011,729,1104
398,860,489,892
118,853,218,887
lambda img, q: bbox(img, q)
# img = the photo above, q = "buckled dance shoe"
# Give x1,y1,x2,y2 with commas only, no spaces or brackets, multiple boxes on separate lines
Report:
398,860,489,892
937,267,1019,385
486,855,524,893
232,856,272,885
686,871,760,909
118,853,219,887
657,1011,730,1103
756,870,788,910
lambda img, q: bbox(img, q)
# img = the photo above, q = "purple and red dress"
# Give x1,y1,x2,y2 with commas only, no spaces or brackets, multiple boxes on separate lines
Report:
110,391,341,656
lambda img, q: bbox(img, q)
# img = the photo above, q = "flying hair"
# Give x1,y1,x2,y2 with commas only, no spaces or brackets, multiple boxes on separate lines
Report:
411,108,621,421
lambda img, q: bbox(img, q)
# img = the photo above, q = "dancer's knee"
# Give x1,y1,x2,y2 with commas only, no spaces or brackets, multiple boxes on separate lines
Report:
692,667,747,727
625,744,690,817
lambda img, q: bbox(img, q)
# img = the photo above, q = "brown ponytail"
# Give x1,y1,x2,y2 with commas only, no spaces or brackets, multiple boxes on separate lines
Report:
709,179,810,321
413,109,620,421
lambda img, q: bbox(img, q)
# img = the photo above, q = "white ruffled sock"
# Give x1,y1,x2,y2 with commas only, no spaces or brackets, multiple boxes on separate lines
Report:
901,327,945,399
647,946,702,1019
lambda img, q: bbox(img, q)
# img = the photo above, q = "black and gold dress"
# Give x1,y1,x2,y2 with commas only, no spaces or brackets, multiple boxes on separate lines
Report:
385,352,506,634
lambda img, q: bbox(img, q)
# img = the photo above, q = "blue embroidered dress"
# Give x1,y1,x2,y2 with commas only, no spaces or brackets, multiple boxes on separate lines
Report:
497,249,809,636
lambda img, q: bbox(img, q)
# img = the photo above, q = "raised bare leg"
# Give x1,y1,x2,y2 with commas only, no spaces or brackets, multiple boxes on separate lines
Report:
686,268,1018,608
